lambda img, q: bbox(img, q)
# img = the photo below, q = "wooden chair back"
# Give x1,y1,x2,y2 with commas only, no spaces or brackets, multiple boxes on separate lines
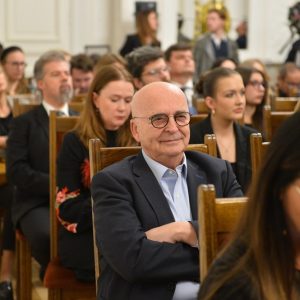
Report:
250,133,270,183
190,114,208,125
12,98,84,117
49,112,78,258
47,112,96,299
263,105,293,141
69,101,84,114
12,100,39,117
72,93,87,102
89,139,217,292
198,184,247,280
272,97,298,111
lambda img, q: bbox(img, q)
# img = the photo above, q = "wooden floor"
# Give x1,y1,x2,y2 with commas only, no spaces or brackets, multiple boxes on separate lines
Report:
13,259,47,300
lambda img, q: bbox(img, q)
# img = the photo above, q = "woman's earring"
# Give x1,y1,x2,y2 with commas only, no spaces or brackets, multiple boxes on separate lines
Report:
212,109,216,115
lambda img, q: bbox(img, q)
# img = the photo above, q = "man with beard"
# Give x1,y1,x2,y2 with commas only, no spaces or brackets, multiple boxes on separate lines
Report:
6,50,76,278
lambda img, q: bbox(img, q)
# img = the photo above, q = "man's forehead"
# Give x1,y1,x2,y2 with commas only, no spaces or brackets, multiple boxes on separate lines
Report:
135,93,187,115
144,58,165,70
171,50,192,57
44,60,69,71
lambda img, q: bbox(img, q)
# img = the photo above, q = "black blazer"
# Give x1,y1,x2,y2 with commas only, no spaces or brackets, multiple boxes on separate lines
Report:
119,33,161,57
190,116,257,193
6,105,77,226
91,151,242,300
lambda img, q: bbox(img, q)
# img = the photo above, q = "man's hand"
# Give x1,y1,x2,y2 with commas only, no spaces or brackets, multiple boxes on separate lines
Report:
145,221,198,247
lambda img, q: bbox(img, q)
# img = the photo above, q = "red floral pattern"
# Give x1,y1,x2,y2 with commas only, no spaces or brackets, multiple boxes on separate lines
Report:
81,159,90,188
56,187,80,233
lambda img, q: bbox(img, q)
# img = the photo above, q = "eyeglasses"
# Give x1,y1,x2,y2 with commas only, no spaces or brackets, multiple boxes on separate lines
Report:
132,112,191,128
248,80,265,89
142,66,170,77
6,61,27,68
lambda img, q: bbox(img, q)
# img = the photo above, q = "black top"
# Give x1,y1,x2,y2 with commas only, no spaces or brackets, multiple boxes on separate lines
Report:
190,115,257,193
119,33,161,57
0,112,13,136
56,130,118,274
106,129,117,147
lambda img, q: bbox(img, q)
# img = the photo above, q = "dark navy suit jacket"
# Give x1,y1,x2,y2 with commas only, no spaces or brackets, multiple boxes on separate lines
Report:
91,151,242,300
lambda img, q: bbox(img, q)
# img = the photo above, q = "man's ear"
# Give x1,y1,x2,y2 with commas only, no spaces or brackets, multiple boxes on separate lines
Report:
130,119,141,143
37,79,44,91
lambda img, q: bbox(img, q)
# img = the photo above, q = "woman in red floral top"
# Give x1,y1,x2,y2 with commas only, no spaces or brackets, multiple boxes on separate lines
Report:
56,65,136,282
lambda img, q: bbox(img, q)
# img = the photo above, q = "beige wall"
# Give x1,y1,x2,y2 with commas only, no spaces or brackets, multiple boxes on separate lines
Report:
0,0,297,76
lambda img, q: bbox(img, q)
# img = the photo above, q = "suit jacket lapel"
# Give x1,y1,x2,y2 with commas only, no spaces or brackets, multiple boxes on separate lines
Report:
132,152,175,224
186,156,208,220
205,34,215,61
35,105,49,139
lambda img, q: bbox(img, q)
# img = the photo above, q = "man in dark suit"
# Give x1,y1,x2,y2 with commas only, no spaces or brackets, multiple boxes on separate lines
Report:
6,50,76,276
91,82,242,300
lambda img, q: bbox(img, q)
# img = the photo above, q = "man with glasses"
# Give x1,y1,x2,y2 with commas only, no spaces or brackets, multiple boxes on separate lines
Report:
91,82,242,300
0,46,30,95
126,46,170,90
277,62,300,97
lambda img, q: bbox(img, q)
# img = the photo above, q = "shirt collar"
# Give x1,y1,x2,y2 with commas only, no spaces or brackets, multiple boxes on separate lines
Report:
42,100,69,116
172,79,193,90
142,149,187,182
211,33,227,44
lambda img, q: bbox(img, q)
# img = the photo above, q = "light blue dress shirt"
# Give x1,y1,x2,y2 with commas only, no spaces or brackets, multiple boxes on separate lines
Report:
142,150,199,300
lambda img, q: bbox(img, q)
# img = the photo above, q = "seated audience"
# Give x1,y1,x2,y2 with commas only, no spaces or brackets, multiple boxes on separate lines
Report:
277,62,300,97
0,64,15,300
198,111,300,300
91,82,243,300
126,46,170,90
119,3,160,57
190,68,257,193
165,43,197,113
236,67,268,133
70,54,94,95
6,50,76,279
0,46,30,95
56,65,136,281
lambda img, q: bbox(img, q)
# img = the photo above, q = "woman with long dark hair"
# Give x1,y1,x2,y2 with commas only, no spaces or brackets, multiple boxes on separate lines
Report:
199,112,300,300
